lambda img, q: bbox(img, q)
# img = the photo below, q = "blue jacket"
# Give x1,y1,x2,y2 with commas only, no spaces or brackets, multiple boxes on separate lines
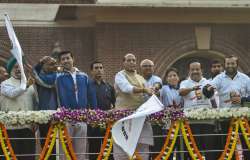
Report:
33,64,58,110
37,67,97,109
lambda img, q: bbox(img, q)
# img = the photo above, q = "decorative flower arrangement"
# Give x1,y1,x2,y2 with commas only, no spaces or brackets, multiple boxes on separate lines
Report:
97,123,113,160
155,121,180,160
39,123,77,160
52,107,184,127
0,107,249,160
0,123,16,160
184,107,250,120
0,107,249,126
0,110,55,126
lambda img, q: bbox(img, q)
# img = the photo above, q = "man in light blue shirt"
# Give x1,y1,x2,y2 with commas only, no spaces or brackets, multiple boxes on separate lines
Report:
204,55,250,108
203,55,250,158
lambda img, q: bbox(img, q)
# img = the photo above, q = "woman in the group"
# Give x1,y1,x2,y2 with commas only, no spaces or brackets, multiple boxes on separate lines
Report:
160,67,183,107
160,67,183,159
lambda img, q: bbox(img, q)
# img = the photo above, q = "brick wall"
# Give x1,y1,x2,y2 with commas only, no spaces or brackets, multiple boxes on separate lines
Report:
95,23,195,82
1,23,250,83
95,23,250,82
0,27,95,74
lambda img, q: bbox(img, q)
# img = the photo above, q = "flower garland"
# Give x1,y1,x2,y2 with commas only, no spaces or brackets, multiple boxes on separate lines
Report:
0,107,249,126
61,125,77,160
130,151,143,160
154,121,180,160
103,138,113,160
44,127,57,160
59,125,75,160
0,123,17,160
39,124,57,160
39,123,77,160
97,123,113,160
218,119,239,160
181,121,204,160
239,118,250,150
0,110,55,126
235,135,243,160
53,108,184,127
185,107,250,120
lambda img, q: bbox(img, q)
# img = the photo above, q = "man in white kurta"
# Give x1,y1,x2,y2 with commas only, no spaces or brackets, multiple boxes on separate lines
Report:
1,58,36,160
140,59,162,159
114,53,154,160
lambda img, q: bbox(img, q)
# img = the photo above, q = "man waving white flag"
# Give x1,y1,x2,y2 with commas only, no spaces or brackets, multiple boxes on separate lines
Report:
111,95,164,157
4,14,27,89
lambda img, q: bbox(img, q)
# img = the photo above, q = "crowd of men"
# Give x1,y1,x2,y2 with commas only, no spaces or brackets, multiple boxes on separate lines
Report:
0,51,250,160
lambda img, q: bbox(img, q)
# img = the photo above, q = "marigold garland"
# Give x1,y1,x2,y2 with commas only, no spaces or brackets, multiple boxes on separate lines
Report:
181,121,204,160
235,135,243,160
97,123,113,160
239,118,250,150
62,125,77,160
0,123,17,160
154,121,180,160
39,124,53,159
39,124,57,160
218,119,239,160
130,150,143,160
0,129,10,160
0,112,249,160
44,127,57,160
39,123,77,160
59,126,72,160
103,138,113,160
235,151,240,160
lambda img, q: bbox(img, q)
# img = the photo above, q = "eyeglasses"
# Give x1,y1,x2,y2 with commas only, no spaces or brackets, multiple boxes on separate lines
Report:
94,66,103,69
142,65,153,67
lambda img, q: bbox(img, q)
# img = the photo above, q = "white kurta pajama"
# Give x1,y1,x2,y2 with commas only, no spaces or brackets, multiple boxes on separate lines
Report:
114,70,153,160
0,77,37,160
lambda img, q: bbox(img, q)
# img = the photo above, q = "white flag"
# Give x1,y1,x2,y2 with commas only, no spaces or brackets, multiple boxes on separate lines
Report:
4,14,27,89
111,95,164,157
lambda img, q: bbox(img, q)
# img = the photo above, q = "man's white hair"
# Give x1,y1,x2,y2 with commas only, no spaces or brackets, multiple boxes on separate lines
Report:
140,59,154,67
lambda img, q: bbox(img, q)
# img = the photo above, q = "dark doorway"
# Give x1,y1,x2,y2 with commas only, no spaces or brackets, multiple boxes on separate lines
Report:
171,52,224,80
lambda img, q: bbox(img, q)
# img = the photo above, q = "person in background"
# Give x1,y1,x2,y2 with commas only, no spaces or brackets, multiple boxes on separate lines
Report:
0,66,9,84
209,60,224,80
207,60,224,158
0,66,9,109
88,61,116,160
140,59,162,87
32,56,58,160
208,60,224,108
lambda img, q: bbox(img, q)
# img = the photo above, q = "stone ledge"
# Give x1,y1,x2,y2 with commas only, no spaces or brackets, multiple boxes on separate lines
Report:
0,0,96,4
